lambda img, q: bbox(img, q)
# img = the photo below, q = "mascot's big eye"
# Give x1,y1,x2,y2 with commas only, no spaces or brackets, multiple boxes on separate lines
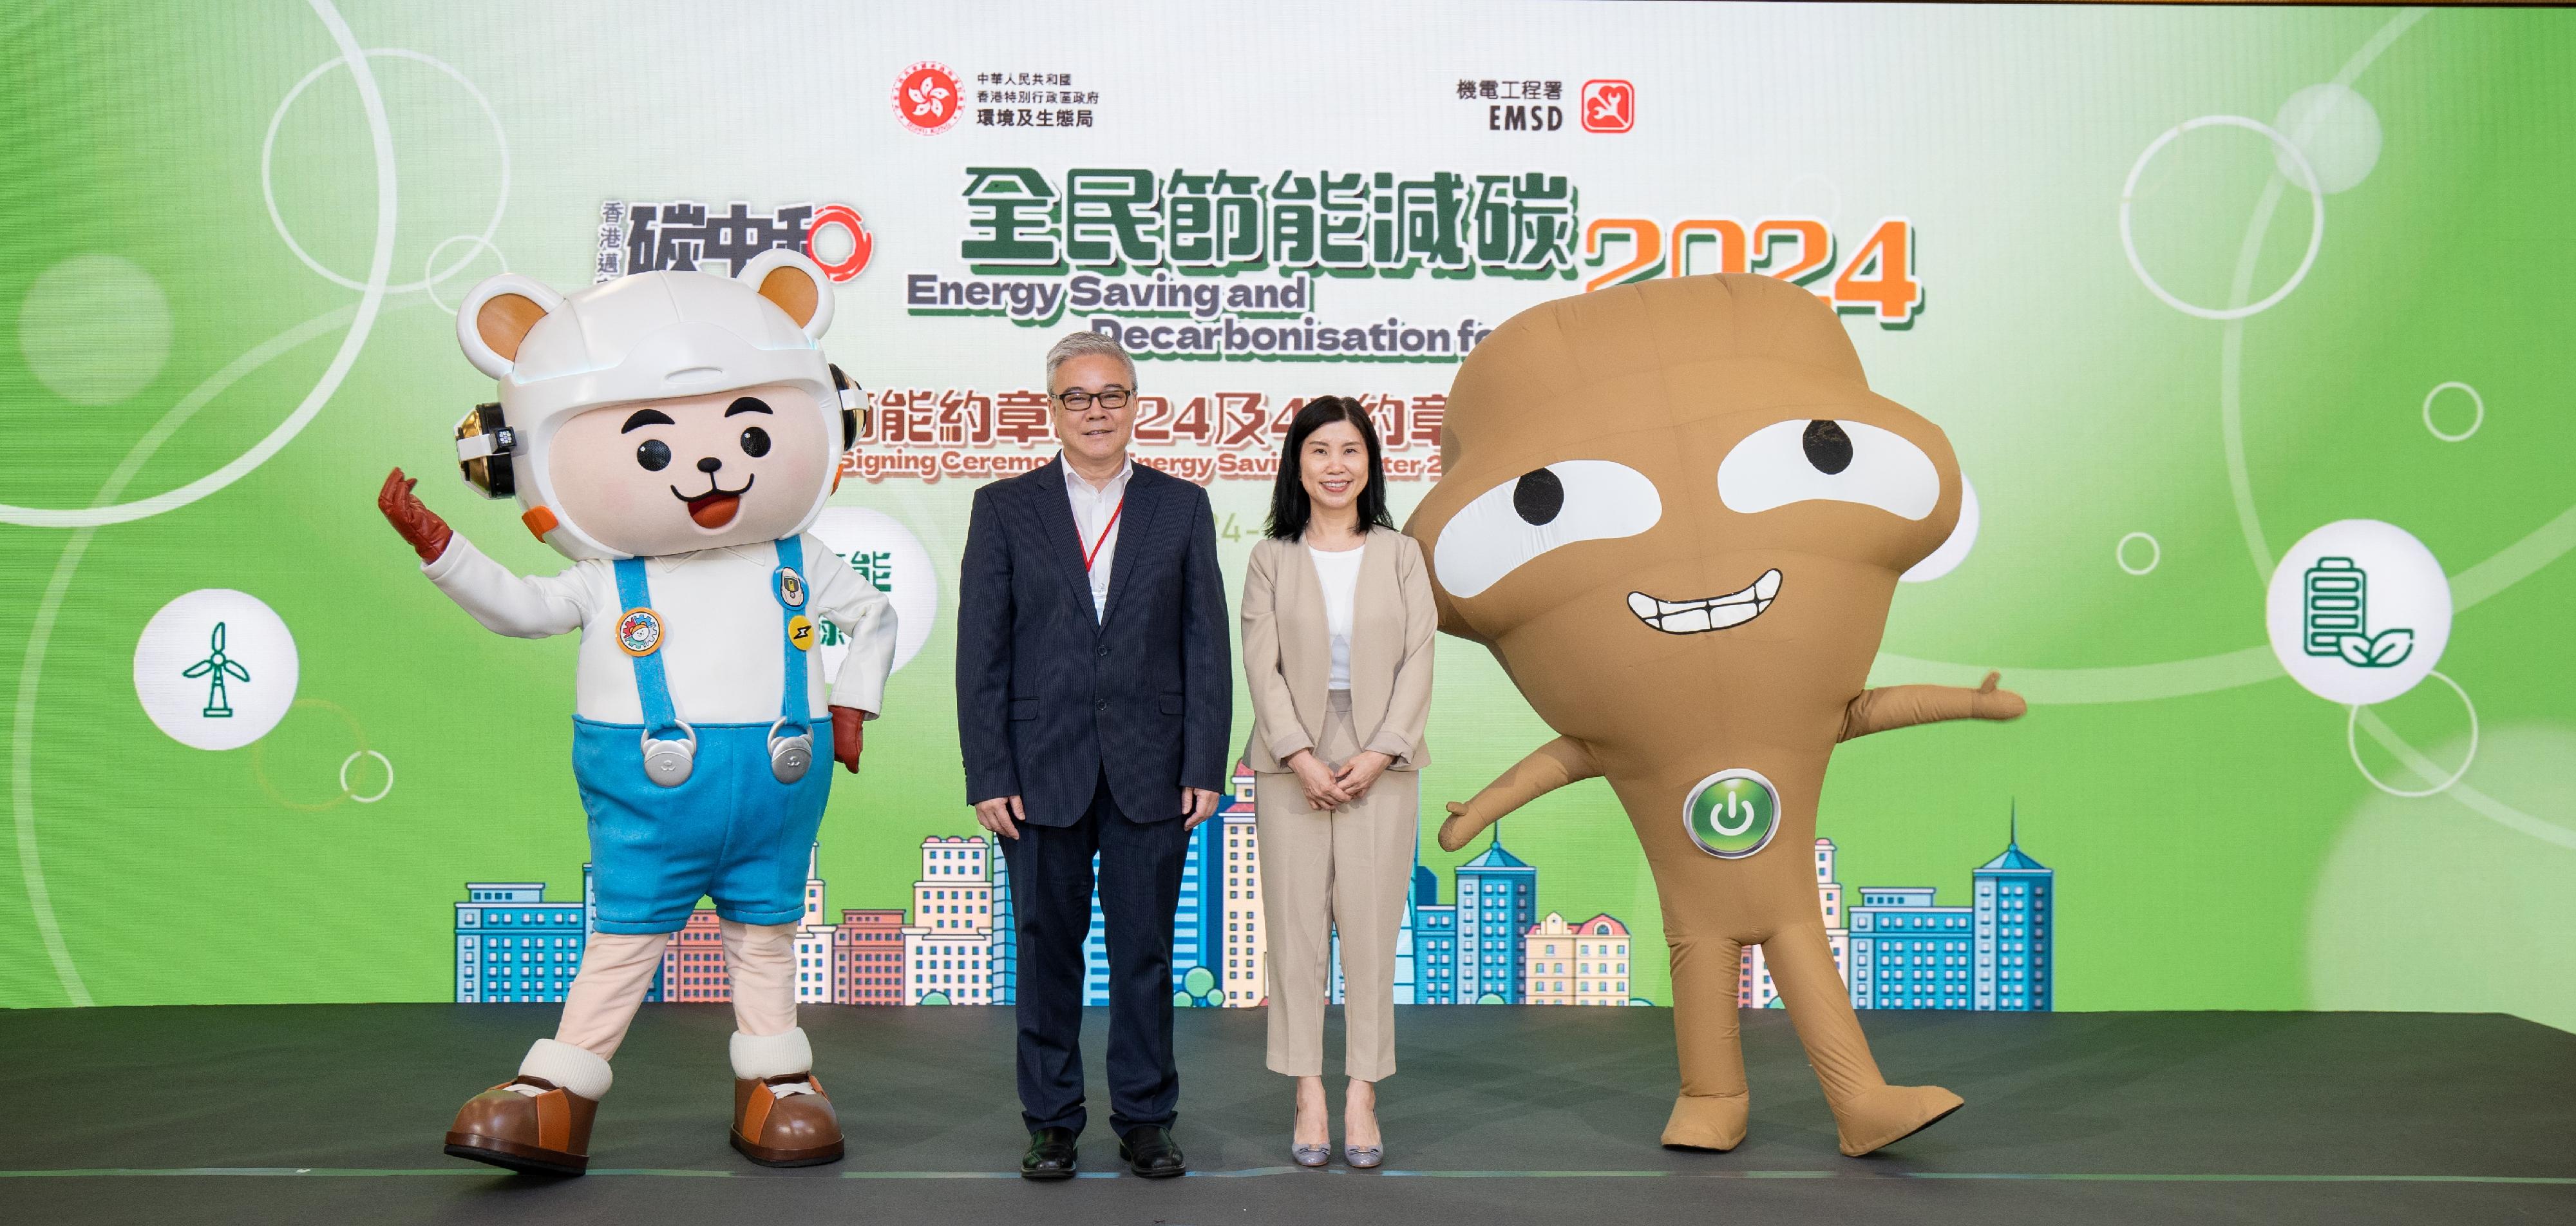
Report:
1801,421,1853,474
740,426,772,457
1717,419,1938,520
1433,460,1662,599
1511,469,1564,524
636,439,672,471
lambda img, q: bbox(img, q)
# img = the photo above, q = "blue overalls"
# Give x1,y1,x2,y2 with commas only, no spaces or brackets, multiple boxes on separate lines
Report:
573,539,834,935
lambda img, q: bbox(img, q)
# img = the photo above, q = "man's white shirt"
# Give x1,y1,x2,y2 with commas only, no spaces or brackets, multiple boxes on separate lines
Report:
1063,454,1133,622
422,533,897,723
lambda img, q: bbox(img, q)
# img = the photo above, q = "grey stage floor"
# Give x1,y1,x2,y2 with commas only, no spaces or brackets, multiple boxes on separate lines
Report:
0,1004,2569,1224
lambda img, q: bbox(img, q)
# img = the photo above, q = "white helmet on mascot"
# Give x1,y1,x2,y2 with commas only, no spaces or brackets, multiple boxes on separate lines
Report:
448,249,853,560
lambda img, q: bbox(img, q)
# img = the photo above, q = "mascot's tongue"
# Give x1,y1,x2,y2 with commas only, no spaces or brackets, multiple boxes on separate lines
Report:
687,492,740,529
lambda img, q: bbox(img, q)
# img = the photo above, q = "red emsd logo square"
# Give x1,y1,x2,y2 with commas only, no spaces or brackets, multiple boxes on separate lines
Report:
1580,80,1634,133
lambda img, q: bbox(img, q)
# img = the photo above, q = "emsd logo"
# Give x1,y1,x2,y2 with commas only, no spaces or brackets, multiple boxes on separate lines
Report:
1581,79,1635,133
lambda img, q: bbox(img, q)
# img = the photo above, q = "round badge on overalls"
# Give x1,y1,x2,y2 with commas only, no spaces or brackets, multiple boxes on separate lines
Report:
1682,768,1780,859
616,607,665,656
786,615,815,652
774,566,808,609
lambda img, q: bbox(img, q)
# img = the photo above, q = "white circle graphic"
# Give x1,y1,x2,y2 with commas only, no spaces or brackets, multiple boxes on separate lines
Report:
341,749,395,803
2421,382,2483,443
2266,519,2452,705
2116,532,2161,576
810,506,940,679
2120,115,2325,320
2273,84,2382,195
18,254,173,406
2345,670,2476,798
422,235,507,314
263,48,508,294
134,589,300,751
1901,475,1978,583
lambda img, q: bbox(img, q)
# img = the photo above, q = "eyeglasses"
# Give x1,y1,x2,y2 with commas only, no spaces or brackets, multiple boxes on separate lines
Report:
1051,388,1132,412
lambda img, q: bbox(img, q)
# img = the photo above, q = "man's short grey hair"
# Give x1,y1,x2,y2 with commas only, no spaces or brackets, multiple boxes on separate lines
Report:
1045,330,1137,388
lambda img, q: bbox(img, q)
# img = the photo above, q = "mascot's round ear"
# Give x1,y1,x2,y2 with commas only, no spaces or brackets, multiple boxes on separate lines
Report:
457,274,565,379
739,247,834,342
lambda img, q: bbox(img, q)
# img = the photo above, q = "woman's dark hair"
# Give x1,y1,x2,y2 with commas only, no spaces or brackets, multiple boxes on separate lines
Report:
1265,396,1394,540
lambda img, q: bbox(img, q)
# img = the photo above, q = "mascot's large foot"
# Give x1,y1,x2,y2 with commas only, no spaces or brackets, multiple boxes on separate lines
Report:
443,1039,611,1176
1832,1084,1962,1157
1659,1091,1750,1151
731,1075,845,1167
443,1077,599,1176
728,1028,844,1167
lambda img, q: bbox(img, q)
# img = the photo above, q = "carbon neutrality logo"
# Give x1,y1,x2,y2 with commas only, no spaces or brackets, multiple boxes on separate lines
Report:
593,201,873,283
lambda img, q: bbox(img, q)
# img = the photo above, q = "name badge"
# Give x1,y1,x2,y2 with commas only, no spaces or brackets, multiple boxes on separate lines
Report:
775,567,808,609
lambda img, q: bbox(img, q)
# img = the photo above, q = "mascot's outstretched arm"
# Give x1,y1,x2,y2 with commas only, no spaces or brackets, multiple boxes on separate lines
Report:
1437,736,1601,852
1839,671,2026,743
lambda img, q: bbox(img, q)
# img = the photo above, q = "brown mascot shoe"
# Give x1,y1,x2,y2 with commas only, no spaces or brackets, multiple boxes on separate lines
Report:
1833,1083,1964,1157
444,1076,599,1176
731,1074,846,1167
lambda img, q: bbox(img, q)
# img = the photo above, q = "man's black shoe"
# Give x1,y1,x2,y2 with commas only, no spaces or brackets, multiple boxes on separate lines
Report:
1021,1127,1079,1180
1117,1125,1186,1178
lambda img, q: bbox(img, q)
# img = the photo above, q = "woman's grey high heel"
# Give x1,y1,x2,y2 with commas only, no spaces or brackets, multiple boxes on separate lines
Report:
1292,1143,1331,1167
1343,1144,1383,1169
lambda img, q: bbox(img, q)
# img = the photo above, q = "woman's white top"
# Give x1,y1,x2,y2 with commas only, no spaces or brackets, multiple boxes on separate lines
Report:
1307,542,1366,690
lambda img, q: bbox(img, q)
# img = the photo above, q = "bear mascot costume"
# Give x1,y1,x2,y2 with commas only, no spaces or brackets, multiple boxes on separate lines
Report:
375,249,895,1174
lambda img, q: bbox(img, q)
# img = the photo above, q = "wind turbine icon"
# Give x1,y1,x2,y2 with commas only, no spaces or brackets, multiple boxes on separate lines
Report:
181,621,252,718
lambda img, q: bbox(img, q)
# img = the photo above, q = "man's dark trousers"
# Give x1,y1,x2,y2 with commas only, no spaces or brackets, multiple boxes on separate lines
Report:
1004,772,1189,1134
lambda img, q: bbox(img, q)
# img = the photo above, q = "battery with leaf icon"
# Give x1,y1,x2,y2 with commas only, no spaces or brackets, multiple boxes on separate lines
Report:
2302,557,2367,657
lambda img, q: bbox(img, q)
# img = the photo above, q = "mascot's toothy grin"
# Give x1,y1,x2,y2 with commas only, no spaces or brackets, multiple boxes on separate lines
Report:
1627,569,1782,634
673,475,754,529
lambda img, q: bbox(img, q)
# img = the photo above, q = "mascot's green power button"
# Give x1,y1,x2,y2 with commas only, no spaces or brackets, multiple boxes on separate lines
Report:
1683,769,1779,859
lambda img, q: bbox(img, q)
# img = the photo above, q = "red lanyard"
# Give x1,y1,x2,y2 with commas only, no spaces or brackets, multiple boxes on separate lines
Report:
1083,497,1125,575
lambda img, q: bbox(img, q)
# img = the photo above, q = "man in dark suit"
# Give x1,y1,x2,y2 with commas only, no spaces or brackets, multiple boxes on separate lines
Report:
955,330,1229,1180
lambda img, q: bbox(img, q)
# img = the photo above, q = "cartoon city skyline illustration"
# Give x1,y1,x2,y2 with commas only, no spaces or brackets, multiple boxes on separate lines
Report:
455,763,2052,1013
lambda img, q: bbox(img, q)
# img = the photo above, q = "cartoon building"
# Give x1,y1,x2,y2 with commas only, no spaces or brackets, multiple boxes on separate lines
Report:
455,883,587,1003
990,836,1017,1005
793,843,833,1004
1219,796,1265,1005
1845,823,2055,1012
905,836,996,1004
1454,829,1537,1003
661,910,732,1002
832,909,905,1005
1522,912,1631,1005
1972,819,2052,1011
1412,866,1458,1004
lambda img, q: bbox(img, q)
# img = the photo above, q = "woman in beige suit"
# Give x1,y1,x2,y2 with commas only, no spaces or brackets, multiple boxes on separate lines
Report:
1240,396,1437,1169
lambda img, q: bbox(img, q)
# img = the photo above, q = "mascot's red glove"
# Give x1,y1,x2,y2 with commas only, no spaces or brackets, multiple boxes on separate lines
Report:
378,468,453,564
829,705,866,772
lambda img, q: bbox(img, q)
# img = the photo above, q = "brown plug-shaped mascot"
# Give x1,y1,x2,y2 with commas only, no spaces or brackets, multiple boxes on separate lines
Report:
1408,274,2024,1156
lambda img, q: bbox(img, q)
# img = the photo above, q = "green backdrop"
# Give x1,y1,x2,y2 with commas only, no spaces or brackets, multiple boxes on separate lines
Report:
1,1,2570,1028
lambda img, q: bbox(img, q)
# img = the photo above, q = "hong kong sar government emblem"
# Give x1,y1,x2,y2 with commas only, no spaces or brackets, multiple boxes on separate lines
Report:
894,61,962,135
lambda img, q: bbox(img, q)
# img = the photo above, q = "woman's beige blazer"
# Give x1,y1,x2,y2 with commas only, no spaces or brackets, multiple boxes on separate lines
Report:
1239,527,1437,773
